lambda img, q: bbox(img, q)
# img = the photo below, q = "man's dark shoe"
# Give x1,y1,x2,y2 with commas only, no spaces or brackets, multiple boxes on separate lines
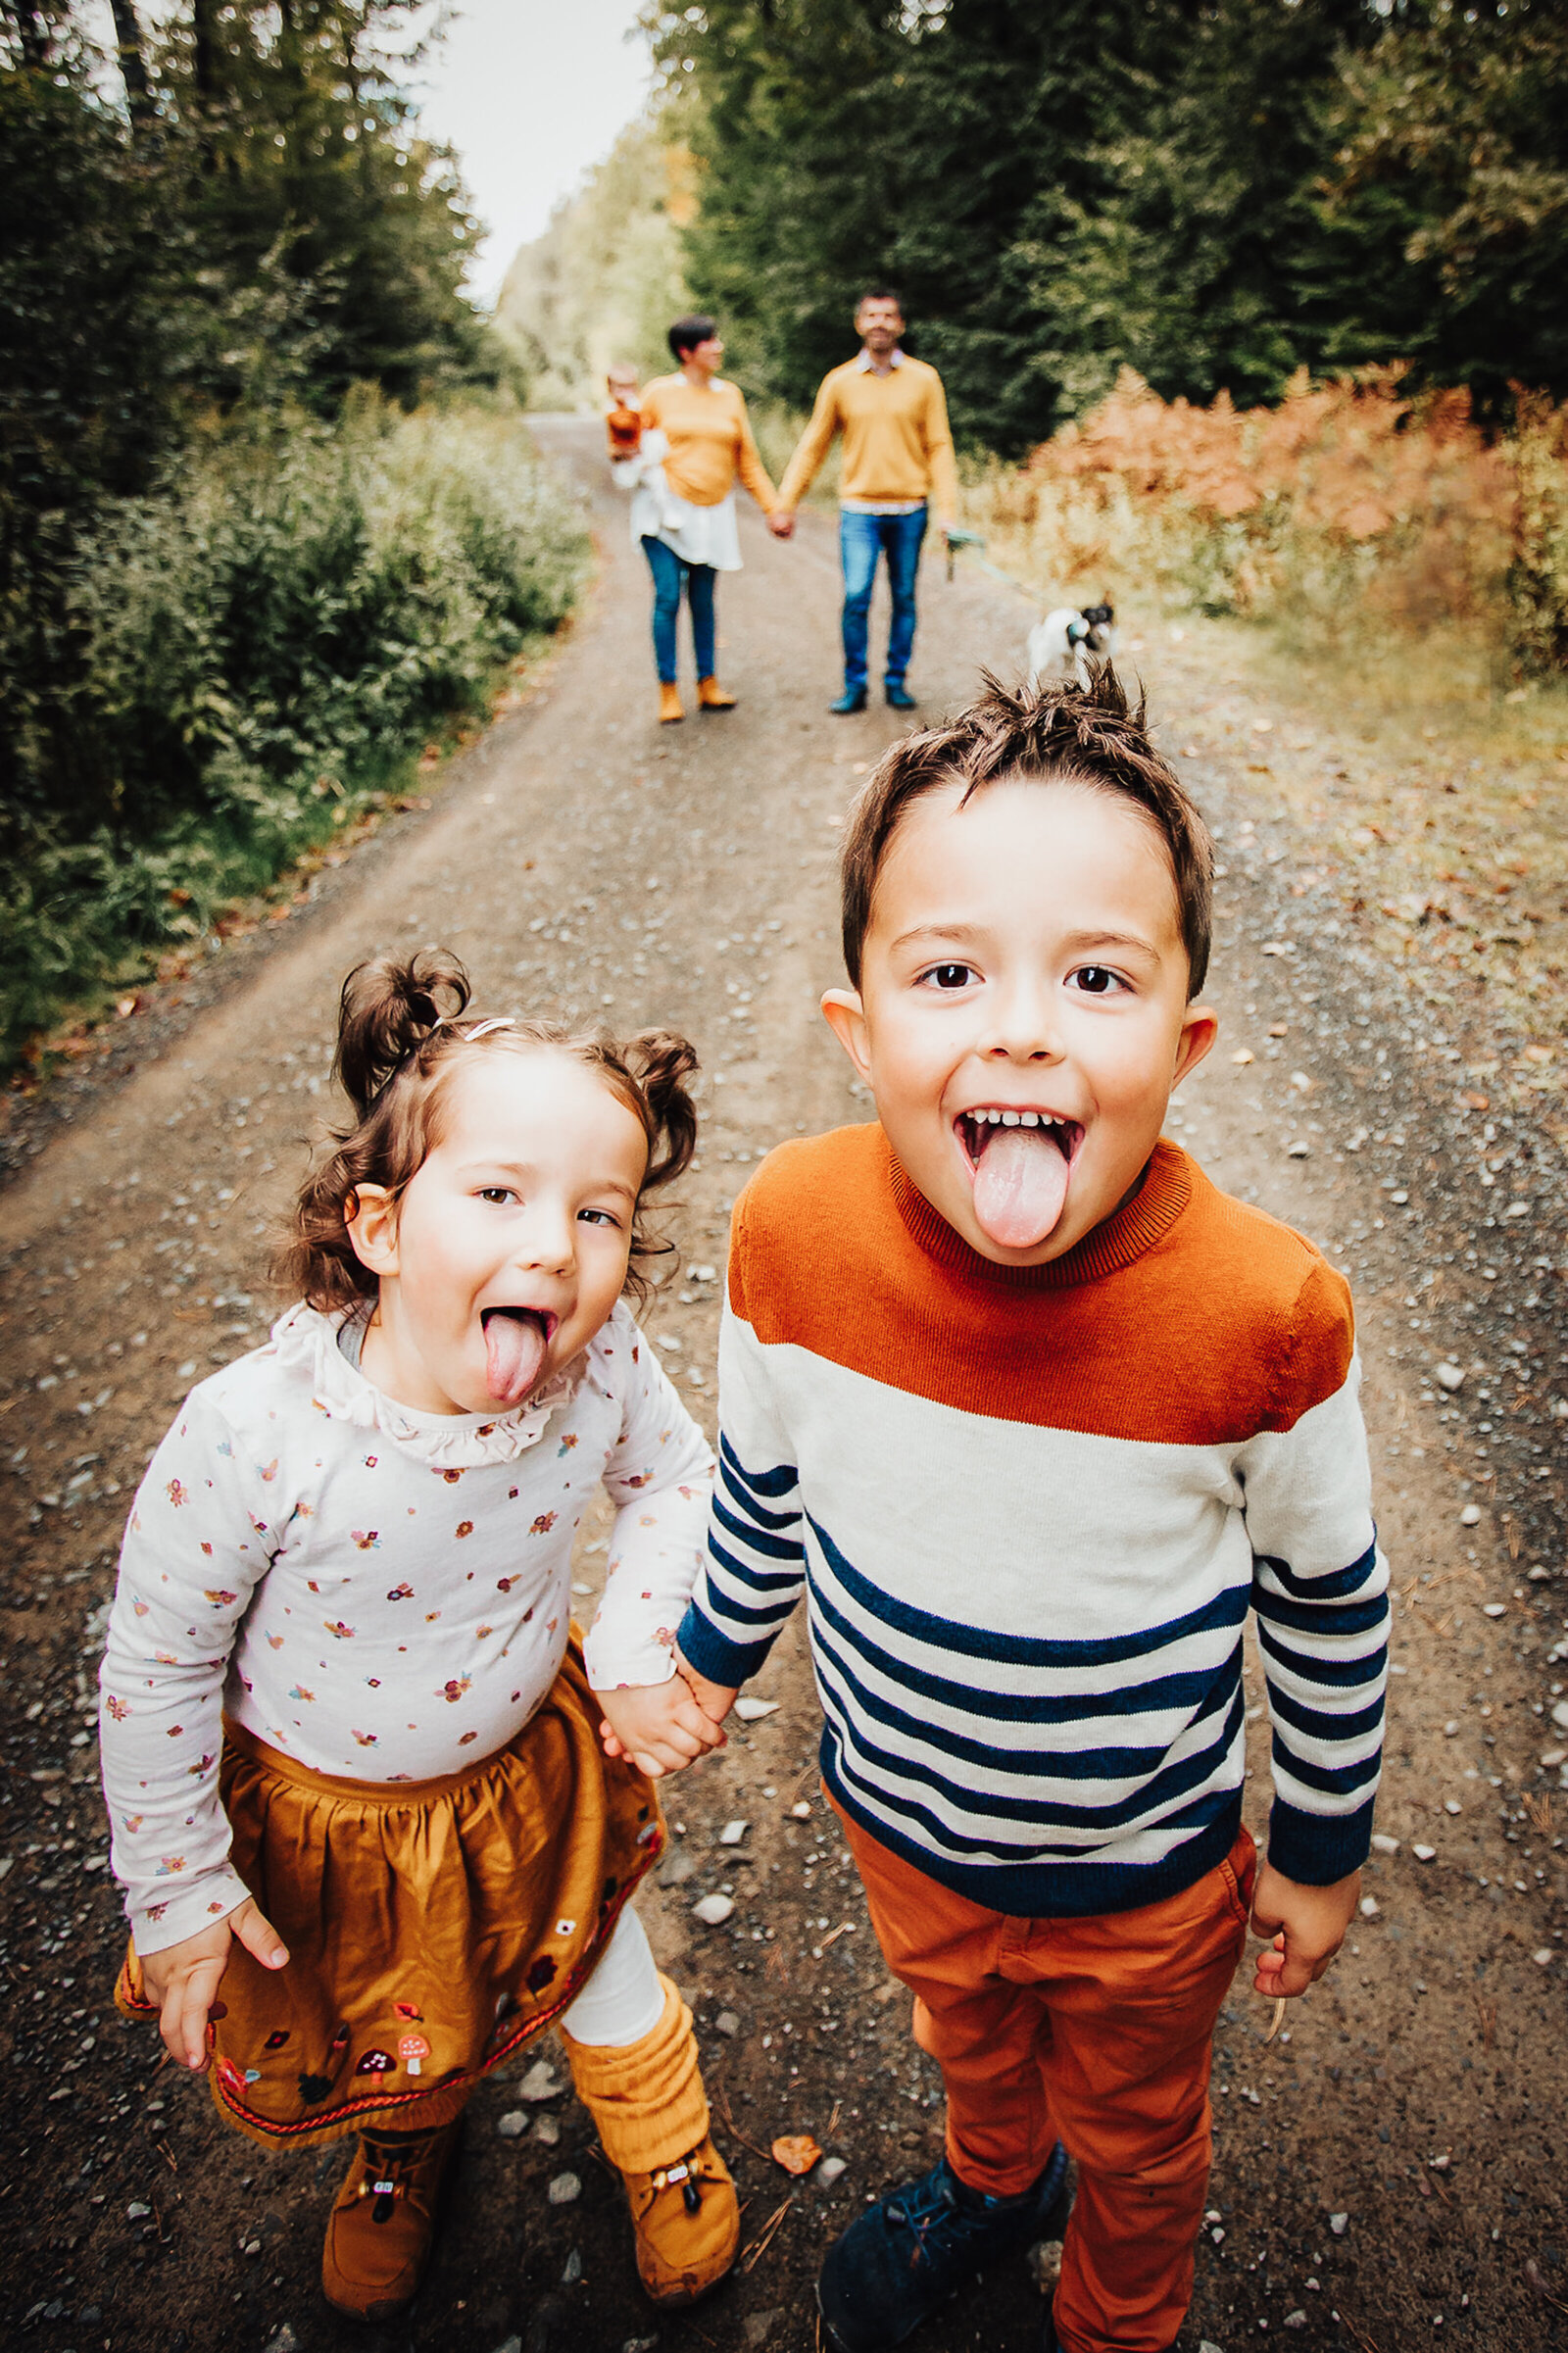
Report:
884,682,917,710
817,2145,1068,2352
831,688,868,714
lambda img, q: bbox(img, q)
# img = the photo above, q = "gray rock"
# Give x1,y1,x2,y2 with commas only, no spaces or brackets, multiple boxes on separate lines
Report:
1435,1361,1465,1393
535,2113,561,2146
1028,2237,1063,2292
1285,2313,1308,2330
692,1891,734,1926
547,2171,582,2206
1330,2211,1348,2235
816,2155,848,2187
714,2010,741,2037
744,2313,783,2347
519,2059,563,2102
265,2330,300,2353
660,1851,697,1887
496,2110,530,2140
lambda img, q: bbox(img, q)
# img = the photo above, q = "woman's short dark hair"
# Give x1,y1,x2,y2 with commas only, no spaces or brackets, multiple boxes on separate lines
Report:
668,313,718,364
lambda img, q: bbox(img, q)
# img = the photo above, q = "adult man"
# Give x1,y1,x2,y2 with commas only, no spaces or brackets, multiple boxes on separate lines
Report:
772,289,958,713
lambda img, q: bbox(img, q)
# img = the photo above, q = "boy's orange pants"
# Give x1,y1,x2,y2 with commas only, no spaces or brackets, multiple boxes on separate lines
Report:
834,1802,1256,2353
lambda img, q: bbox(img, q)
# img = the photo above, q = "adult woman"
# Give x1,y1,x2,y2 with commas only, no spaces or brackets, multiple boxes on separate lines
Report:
615,316,787,724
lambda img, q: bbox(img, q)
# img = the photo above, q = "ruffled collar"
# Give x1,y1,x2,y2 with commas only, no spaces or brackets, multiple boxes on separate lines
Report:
267,1300,585,1468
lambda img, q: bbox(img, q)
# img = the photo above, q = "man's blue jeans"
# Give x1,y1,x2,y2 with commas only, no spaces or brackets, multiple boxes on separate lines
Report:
840,506,928,694
642,535,716,684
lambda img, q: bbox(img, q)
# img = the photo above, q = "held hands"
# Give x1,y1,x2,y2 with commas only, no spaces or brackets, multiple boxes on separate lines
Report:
767,509,796,539
1250,1859,1360,2000
595,1645,739,1778
140,1896,289,2072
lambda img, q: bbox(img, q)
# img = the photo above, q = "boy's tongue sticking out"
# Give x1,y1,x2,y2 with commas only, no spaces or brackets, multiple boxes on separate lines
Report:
481,1308,548,1406
966,1117,1073,1250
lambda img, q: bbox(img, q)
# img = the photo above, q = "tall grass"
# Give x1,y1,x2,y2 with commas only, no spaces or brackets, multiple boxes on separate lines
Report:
961,368,1568,687
2,394,587,1071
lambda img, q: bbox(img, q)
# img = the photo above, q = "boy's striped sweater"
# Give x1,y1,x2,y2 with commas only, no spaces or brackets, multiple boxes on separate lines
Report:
678,1126,1389,1916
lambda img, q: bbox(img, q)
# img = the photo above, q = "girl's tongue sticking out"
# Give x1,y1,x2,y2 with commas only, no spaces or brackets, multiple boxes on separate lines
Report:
968,1120,1074,1250
481,1308,549,1406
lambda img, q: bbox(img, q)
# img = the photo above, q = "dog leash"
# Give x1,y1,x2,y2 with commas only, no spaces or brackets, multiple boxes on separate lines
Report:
944,527,1036,603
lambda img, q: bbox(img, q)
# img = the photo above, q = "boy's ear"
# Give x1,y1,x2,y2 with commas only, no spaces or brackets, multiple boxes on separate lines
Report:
820,988,872,1082
344,1183,400,1279
1173,1003,1219,1090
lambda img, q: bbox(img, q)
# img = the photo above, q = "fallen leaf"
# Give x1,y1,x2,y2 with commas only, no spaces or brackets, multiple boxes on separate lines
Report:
771,2133,822,2177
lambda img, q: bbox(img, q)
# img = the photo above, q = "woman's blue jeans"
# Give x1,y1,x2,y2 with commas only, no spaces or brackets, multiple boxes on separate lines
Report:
840,505,928,694
642,535,716,684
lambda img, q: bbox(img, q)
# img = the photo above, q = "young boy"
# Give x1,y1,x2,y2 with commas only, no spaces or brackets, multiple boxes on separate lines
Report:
671,670,1389,2353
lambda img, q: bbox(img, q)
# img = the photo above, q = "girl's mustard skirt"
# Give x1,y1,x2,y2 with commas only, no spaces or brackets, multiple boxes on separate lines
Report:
115,1639,663,2150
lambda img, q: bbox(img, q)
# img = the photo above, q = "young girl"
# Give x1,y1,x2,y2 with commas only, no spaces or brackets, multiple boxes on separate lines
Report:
99,951,738,2324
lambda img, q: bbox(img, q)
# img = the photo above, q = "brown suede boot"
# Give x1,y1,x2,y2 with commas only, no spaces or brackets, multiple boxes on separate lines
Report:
696,676,737,711
320,2118,462,2321
658,682,684,723
617,2133,739,2303
564,1974,739,2305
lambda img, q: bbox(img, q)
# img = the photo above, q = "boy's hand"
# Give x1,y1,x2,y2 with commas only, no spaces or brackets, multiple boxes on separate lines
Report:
139,1897,289,2071
674,1643,739,1730
596,1677,728,1778
767,510,796,538
1250,1859,1360,1998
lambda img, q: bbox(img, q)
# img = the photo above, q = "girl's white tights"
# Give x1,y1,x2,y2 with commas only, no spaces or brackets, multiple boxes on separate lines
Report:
559,1904,665,2049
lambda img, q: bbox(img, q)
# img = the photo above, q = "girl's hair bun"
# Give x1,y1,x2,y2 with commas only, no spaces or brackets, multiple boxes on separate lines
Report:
621,1029,700,1192
335,950,471,1118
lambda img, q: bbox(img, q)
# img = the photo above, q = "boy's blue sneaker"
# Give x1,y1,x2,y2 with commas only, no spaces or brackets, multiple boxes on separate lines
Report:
817,2144,1069,2352
884,682,917,710
831,688,868,714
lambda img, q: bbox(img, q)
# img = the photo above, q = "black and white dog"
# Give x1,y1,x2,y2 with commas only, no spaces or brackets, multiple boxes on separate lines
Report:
1025,599,1117,689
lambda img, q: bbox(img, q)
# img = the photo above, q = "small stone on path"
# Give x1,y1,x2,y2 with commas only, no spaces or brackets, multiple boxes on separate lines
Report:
1435,1362,1465,1392
547,2171,581,2205
715,2010,741,2036
692,1892,734,1926
1330,2212,1348,2235
496,2110,529,2140
718,1819,749,1845
733,1696,780,1721
519,2059,562,2102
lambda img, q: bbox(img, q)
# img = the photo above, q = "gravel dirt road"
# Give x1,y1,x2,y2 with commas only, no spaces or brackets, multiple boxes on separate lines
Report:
3,420,1565,2353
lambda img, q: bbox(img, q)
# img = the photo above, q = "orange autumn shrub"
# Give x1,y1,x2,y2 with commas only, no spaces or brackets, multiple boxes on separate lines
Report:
968,368,1568,673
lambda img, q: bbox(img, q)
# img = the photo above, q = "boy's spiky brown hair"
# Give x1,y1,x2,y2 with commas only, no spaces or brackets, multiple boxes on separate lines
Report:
839,664,1214,997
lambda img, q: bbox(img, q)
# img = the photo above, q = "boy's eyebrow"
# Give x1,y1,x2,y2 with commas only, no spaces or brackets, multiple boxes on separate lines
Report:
887,922,1163,957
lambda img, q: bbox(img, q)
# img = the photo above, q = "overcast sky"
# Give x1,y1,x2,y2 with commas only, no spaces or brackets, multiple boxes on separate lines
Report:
83,0,655,309
408,0,655,305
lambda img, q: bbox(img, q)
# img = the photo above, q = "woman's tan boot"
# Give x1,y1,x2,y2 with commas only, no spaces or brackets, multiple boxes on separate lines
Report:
564,1975,739,2305
658,682,685,723
697,676,737,711
320,2118,462,2321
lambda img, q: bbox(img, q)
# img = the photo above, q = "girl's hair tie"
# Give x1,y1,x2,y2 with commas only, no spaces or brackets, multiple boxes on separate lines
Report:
463,1017,515,1043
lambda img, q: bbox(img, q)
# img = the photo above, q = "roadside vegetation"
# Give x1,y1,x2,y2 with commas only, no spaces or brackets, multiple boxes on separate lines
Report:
1,4,586,1075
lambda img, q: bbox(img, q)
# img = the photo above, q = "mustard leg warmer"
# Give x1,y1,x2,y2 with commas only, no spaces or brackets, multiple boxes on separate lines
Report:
561,1972,709,2173
562,1973,737,2304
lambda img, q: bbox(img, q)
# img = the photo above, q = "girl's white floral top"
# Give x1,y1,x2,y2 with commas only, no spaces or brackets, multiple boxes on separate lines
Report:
99,1299,713,1952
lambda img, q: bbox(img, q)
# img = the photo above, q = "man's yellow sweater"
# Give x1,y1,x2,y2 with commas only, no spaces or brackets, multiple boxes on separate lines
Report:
776,355,958,521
